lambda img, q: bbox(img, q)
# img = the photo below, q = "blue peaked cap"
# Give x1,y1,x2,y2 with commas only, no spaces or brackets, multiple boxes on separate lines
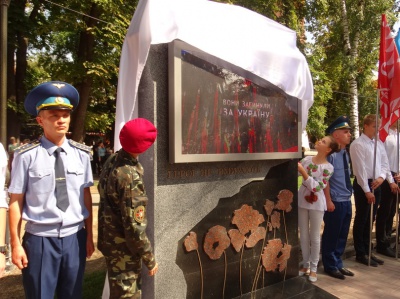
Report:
24,81,79,116
325,116,351,135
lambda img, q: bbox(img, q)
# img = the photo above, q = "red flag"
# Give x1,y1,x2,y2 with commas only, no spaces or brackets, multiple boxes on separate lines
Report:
378,14,400,141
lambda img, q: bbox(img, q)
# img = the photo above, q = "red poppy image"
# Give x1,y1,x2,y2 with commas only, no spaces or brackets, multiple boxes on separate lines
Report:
184,231,199,252
261,239,291,272
264,199,275,216
204,225,231,260
271,211,281,229
275,189,293,212
228,229,246,252
232,204,265,235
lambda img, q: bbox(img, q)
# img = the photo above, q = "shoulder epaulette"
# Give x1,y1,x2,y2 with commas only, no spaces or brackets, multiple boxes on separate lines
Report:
14,140,40,155
69,140,92,153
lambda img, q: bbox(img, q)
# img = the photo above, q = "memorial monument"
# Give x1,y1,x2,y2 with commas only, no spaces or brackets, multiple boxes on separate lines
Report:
112,0,336,298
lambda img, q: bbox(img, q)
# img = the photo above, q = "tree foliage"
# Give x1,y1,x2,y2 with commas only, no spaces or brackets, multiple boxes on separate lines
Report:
7,0,137,143
305,0,397,139
6,0,400,144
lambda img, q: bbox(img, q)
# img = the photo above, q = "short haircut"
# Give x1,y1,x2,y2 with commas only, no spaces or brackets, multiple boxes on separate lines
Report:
363,114,376,126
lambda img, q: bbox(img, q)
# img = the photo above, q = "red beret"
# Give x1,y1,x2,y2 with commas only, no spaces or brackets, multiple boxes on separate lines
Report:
119,118,157,154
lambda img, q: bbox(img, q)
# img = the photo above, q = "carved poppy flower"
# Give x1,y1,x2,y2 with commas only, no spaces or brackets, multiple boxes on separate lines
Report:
261,239,291,272
245,226,266,248
232,204,265,235
261,239,282,272
228,229,246,252
277,243,292,272
264,199,275,216
275,189,293,212
204,225,231,260
184,231,198,252
271,211,281,229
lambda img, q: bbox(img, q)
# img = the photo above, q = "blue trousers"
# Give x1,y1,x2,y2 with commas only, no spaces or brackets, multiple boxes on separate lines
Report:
22,229,87,299
321,200,352,272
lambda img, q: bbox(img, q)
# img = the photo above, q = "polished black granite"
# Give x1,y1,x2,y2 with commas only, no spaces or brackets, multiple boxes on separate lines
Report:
233,277,339,299
176,160,305,299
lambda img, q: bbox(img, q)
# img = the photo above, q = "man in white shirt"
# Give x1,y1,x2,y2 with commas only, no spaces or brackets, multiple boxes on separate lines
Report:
376,123,400,257
350,114,397,266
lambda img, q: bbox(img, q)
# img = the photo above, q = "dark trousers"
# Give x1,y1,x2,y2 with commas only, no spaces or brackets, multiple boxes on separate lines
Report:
22,229,87,299
353,178,381,257
376,180,395,249
321,200,352,272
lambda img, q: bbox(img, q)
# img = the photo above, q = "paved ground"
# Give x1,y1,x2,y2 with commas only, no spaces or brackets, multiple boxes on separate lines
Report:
312,252,400,299
311,194,400,299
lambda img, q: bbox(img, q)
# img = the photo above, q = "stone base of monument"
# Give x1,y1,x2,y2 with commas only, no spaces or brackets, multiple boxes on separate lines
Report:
136,44,337,299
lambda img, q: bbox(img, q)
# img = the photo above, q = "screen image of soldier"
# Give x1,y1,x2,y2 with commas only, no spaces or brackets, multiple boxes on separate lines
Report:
8,81,94,299
98,118,159,298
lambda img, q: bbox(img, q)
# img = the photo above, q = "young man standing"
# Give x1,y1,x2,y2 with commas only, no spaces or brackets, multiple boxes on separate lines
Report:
8,81,94,298
321,116,354,279
350,114,397,266
98,118,158,298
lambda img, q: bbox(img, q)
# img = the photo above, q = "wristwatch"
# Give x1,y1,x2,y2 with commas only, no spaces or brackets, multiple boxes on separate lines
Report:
0,245,8,255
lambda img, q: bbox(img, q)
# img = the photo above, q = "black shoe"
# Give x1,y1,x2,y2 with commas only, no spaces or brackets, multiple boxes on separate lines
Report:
370,254,384,265
325,269,345,280
339,268,354,276
356,255,378,267
377,247,396,258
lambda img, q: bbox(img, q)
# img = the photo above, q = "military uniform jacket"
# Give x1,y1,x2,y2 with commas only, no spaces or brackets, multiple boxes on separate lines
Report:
97,149,156,271
8,136,93,237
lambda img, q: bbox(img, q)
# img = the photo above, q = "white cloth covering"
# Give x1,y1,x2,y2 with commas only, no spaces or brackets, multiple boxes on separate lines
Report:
114,0,314,150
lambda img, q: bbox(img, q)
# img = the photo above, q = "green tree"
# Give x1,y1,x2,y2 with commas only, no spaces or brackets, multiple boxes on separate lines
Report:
7,0,137,142
306,0,396,138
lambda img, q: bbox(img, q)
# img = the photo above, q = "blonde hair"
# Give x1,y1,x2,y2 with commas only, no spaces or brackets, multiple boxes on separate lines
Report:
363,114,376,126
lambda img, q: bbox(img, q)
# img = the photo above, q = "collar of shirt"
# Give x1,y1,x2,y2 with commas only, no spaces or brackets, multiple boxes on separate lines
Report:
360,133,374,144
40,136,72,156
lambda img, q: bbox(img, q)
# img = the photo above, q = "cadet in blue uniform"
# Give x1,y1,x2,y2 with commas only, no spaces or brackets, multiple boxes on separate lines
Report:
8,81,94,299
321,116,354,279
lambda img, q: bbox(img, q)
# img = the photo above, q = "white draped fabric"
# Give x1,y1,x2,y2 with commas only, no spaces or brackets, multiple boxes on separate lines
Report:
114,0,314,150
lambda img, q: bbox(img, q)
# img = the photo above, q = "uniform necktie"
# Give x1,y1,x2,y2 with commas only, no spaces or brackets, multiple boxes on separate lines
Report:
54,147,69,211
343,150,352,192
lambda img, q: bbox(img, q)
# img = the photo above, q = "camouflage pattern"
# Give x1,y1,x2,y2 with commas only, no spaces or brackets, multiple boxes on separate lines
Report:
98,149,156,298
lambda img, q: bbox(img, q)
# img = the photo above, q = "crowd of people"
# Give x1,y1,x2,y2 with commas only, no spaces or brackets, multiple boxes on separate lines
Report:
298,114,400,283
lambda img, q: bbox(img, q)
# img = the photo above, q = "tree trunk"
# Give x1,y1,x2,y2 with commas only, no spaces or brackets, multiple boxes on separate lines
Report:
340,0,362,138
70,3,99,142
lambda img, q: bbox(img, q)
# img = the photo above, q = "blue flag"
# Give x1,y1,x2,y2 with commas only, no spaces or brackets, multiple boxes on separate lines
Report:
395,30,400,54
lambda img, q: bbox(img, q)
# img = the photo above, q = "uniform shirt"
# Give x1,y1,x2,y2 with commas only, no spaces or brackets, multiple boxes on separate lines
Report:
327,149,352,202
298,156,334,211
384,128,400,173
97,149,156,271
0,142,8,208
8,136,93,237
350,133,393,193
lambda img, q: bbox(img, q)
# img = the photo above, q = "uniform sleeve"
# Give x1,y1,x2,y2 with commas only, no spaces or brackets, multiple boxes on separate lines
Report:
301,159,333,193
8,151,29,194
119,173,156,270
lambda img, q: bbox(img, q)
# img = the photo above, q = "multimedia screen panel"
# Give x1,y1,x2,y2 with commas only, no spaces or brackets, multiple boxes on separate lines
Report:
168,40,302,163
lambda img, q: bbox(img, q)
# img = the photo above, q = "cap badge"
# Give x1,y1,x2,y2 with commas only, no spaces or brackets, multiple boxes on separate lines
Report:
53,83,65,89
55,97,65,104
